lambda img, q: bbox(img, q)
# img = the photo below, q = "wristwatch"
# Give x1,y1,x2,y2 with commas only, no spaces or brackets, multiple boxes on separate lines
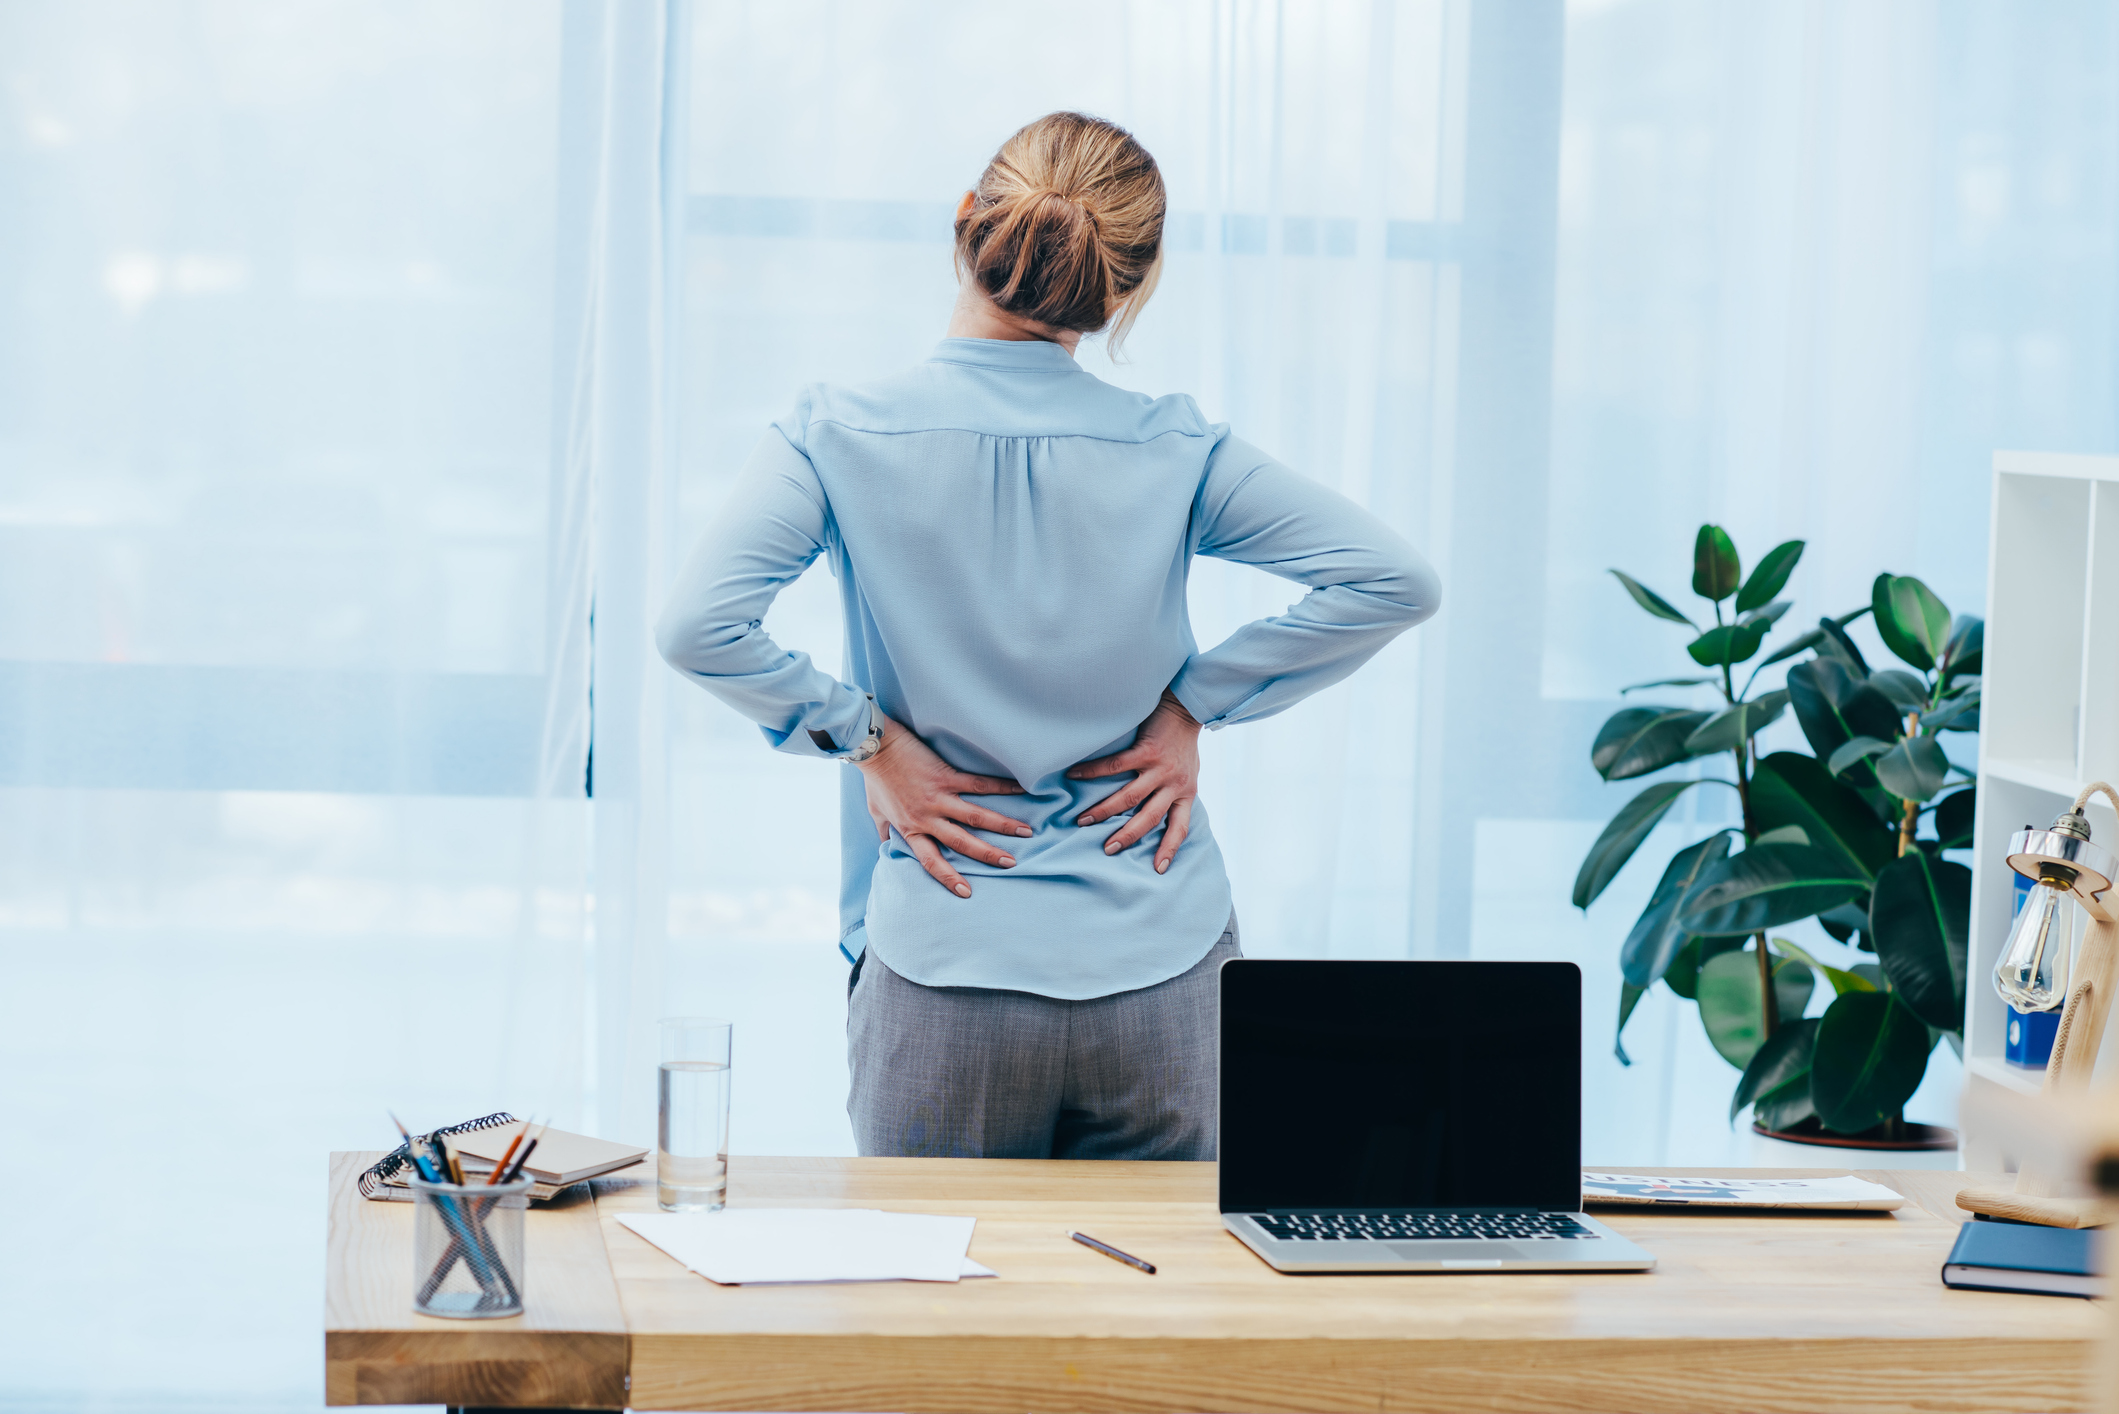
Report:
843,694,885,764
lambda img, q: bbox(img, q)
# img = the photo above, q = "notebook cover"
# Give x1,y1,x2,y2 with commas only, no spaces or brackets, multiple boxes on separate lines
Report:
451,1121,648,1186
1945,1220,2096,1276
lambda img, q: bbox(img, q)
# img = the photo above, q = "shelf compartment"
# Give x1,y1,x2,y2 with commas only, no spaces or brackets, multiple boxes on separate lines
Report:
1984,473,2090,778
2080,482,2119,787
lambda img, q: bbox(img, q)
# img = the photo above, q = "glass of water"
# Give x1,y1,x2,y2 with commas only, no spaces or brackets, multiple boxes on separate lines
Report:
658,1016,731,1211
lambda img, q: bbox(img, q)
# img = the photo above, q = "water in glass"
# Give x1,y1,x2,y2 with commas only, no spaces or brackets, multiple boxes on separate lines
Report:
658,1058,729,1210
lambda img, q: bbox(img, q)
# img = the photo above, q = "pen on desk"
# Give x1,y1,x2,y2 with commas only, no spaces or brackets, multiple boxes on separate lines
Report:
1070,1231,1156,1274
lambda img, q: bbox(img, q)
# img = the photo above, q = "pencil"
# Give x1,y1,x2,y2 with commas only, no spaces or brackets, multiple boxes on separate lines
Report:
501,1137,540,1185
484,1121,530,1186
1070,1230,1156,1274
499,1119,550,1185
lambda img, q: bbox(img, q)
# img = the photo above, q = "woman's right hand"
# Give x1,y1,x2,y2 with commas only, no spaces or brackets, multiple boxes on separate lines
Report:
1066,689,1201,874
857,713,1031,898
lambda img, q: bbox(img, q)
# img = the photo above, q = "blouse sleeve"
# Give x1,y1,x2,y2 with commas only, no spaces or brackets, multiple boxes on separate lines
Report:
1167,432,1441,730
653,417,875,760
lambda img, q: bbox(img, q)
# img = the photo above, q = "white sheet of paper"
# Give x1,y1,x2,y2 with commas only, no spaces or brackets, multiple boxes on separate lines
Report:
1580,1172,1906,1209
618,1208,980,1284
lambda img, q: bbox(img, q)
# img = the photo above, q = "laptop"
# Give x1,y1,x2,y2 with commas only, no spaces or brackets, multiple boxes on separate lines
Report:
1218,959,1655,1274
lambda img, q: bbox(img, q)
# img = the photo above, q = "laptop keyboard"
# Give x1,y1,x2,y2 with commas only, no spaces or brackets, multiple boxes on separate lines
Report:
1250,1212,1596,1242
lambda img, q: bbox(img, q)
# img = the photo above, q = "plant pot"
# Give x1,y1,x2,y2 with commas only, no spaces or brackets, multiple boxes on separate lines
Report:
1749,1117,1960,1170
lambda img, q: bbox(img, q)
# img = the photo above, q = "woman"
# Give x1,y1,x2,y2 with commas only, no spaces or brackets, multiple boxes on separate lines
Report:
656,112,1439,1161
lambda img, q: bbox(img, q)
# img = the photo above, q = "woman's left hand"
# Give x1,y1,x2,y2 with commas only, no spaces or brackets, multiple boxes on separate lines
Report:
1066,690,1201,874
857,713,1030,898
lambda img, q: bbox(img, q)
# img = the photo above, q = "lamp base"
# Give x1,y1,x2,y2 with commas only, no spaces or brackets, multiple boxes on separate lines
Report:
1955,1186,2105,1228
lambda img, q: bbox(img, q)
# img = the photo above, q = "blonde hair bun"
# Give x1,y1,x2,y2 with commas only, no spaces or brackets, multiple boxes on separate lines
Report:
954,113,1166,354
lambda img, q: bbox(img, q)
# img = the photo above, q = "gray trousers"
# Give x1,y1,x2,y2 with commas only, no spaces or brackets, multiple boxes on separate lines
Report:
846,915,1241,1160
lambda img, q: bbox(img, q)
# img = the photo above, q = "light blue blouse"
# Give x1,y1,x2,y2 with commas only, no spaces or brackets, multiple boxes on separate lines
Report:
656,338,1439,999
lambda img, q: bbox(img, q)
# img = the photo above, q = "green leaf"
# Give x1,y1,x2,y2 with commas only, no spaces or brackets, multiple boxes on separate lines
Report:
1892,577,1953,664
1619,833,1735,989
1933,787,1975,850
1616,982,1645,1066
1924,684,1981,733
1591,706,1715,781
1731,1016,1820,1120
1872,574,1951,672
1772,939,1879,997
1753,1073,1818,1132
1810,992,1932,1134
1778,958,1817,1023
1738,600,1793,632
1941,615,1983,679
1610,570,1696,627
1869,573,1926,670
1874,735,1949,802
1822,609,1877,674
1786,659,1901,781
1678,843,1870,937
1664,935,1743,1000
1816,897,1872,943
1687,621,1771,668
1736,541,1805,614
1757,626,1826,670
1750,752,1896,879
1620,675,1718,694
1827,736,1894,777
1698,948,1816,1069
1694,525,1742,602
1867,670,1929,710
1753,825,1809,846
1869,851,1969,1031
1573,779,1703,909
1683,690,1790,755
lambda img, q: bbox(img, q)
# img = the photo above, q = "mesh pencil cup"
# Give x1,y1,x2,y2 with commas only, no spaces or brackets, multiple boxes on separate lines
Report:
409,1175,532,1318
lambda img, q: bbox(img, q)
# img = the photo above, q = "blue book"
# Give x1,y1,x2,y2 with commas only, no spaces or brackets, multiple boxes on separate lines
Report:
1941,1220,2104,1298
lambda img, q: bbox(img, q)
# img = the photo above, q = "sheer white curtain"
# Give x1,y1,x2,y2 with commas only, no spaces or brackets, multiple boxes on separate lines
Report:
0,2,677,1407
1533,0,2119,1161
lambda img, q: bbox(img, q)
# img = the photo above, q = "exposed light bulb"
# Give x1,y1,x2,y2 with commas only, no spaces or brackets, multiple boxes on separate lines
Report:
1993,869,2076,1012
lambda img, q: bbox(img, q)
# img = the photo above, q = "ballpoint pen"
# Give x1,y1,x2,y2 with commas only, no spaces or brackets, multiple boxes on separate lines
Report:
1070,1230,1156,1274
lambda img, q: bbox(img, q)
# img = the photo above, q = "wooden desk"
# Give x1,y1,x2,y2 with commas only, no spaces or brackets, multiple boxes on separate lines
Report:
327,1154,2104,1413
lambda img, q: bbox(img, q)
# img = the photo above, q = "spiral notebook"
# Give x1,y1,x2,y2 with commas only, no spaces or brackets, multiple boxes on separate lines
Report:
357,1112,648,1203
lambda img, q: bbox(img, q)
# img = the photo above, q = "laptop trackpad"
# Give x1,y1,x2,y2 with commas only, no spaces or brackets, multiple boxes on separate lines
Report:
1387,1242,1534,1262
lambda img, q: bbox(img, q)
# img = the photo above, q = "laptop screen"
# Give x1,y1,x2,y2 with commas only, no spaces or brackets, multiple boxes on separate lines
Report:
1219,960,1581,1213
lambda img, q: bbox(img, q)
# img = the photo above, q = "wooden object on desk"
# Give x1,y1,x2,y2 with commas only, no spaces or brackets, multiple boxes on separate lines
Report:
594,1158,2101,1414
324,1150,627,1409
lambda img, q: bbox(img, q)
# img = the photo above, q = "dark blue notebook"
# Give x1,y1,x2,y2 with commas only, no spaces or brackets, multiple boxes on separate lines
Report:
1941,1219,2103,1298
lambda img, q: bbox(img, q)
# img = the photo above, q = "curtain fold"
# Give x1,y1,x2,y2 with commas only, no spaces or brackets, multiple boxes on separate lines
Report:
552,0,692,1144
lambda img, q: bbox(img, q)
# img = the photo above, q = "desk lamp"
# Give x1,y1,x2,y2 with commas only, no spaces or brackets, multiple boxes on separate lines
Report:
1958,782,2119,1229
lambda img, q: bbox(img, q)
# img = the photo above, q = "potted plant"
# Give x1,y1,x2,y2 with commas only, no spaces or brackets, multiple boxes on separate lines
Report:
1576,526,1981,1148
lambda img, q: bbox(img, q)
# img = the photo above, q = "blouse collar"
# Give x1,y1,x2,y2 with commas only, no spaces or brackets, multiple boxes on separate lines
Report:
927,337,1080,372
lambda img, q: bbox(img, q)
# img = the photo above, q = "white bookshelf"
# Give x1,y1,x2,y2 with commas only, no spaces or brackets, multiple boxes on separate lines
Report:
1962,451,2119,1168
